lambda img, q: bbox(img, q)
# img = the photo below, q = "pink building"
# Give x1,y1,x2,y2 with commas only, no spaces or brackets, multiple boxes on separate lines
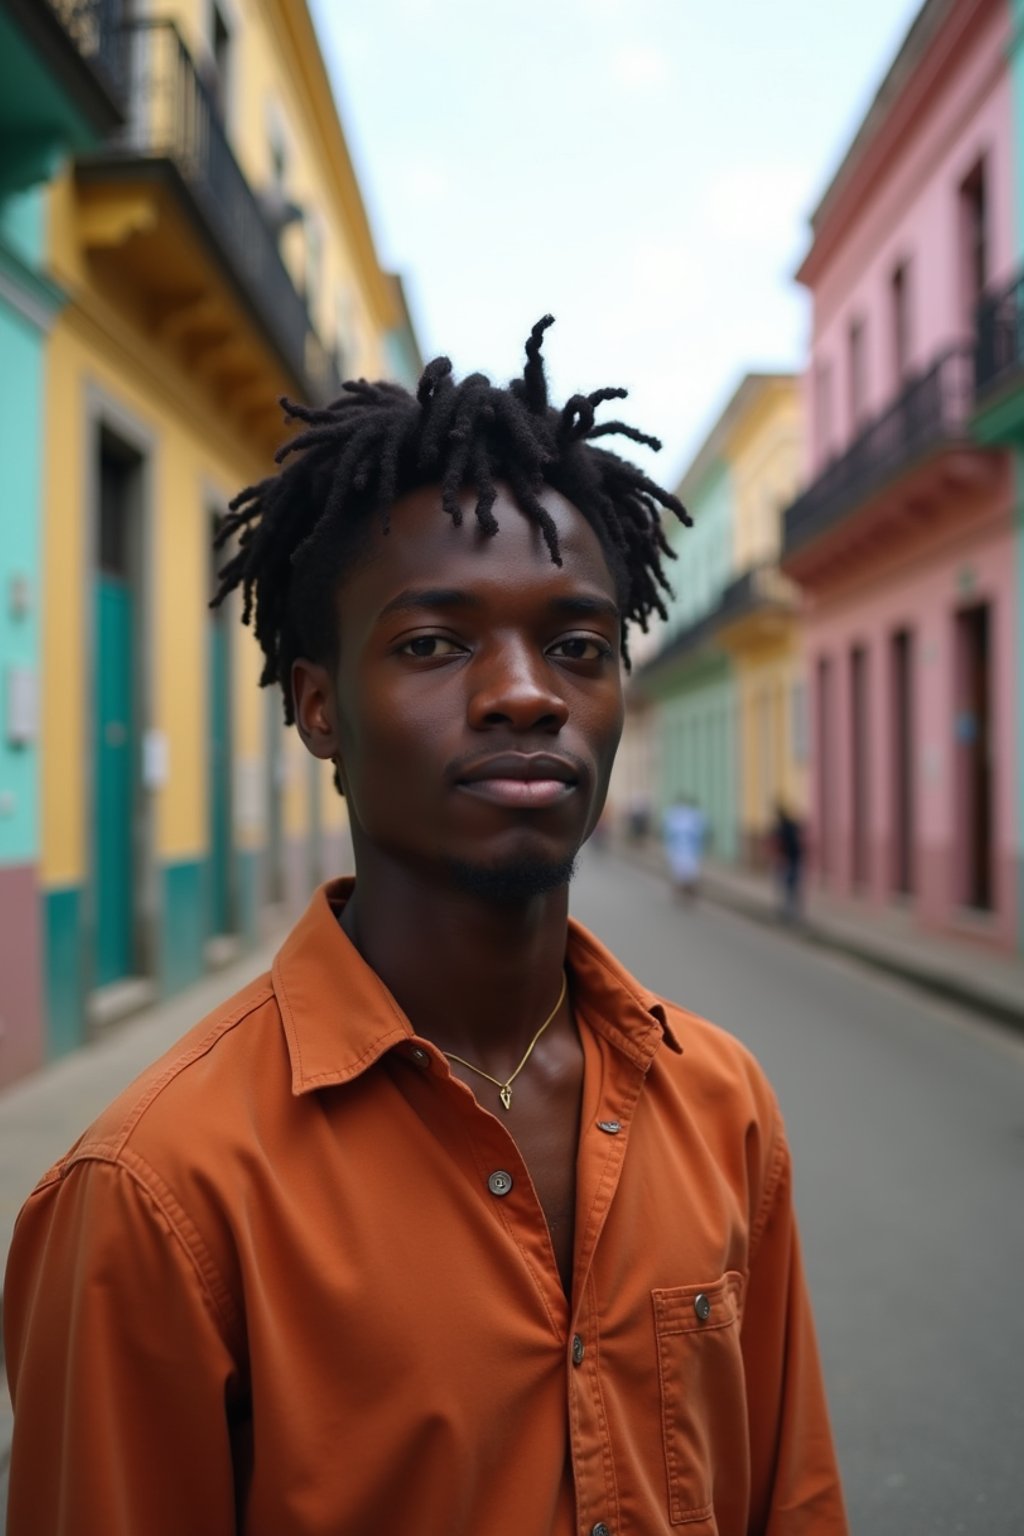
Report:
783,0,1019,949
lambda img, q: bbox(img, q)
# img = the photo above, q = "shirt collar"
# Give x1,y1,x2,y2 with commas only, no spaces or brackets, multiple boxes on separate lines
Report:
273,878,682,1097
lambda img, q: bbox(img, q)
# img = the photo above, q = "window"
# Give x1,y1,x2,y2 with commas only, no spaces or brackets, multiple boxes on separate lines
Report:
959,158,987,321
305,217,322,316
891,263,911,385
848,317,867,433
814,360,833,466
208,1,232,122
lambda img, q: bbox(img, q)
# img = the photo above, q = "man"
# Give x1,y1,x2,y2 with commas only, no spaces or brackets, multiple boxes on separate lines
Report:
4,319,848,1534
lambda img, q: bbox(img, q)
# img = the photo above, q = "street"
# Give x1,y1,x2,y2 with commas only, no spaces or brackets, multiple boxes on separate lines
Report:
572,849,1024,1535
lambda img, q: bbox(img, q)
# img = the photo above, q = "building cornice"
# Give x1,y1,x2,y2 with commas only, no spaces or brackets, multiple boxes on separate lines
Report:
796,0,993,289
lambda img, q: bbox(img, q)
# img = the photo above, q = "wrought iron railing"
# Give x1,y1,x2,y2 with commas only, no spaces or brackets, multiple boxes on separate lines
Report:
976,270,1024,399
44,0,128,103
83,18,340,403
783,344,974,554
717,562,796,625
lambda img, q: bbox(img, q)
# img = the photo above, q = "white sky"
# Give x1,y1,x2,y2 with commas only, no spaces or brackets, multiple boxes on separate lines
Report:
309,0,924,488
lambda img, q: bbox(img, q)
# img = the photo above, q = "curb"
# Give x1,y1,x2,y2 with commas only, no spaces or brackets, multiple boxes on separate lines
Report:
610,843,1024,1034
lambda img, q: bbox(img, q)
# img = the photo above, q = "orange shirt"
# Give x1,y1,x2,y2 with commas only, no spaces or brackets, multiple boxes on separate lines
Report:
4,881,848,1535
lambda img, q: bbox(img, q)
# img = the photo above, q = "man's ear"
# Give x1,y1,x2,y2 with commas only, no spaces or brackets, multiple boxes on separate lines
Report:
291,658,340,762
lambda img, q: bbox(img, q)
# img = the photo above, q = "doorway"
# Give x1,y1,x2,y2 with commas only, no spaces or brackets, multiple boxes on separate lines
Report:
207,512,233,939
891,629,915,895
955,604,994,910
93,428,143,986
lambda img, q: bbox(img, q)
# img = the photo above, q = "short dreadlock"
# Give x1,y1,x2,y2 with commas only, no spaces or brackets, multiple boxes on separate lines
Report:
212,316,690,727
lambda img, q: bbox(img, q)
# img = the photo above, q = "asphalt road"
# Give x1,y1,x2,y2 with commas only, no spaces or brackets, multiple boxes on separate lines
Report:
571,849,1024,1536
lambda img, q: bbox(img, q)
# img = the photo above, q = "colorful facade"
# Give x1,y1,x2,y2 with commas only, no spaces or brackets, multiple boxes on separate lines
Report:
783,0,1019,949
630,375,803,864
973,0,1024,951
0,0,126,1084
1,0,415,1084
714,376,805,866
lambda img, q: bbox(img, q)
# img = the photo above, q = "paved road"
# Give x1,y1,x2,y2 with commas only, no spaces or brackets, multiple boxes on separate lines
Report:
571,849,1024,1536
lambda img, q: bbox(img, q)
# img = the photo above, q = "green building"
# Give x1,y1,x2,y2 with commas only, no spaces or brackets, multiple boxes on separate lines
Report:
0,0,125,1083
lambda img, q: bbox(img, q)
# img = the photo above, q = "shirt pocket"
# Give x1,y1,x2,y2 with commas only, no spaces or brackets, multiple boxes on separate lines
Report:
652,1272,746,1526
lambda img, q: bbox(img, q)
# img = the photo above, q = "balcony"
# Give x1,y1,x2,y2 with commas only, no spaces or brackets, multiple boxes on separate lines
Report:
75,18,341,412
783,345,975,565
0,0,126,190
974,269,1024,443
717,562,797,630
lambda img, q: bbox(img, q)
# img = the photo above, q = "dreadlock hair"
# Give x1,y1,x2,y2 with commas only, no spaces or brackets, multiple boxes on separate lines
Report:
212,316,690,749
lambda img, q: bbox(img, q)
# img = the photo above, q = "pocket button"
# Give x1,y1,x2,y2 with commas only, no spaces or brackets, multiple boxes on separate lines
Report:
693,1292,712,1321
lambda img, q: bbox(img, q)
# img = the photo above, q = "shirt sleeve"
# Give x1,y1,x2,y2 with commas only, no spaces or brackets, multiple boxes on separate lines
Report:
4,1154,243,1536
741,1126,850,1535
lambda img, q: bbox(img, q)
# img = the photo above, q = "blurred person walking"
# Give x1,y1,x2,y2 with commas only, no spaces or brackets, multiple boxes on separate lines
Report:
663,793,707,901
773,800,804,923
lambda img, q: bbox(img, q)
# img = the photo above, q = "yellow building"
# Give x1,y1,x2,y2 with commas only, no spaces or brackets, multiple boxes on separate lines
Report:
40,0,416,1056
714,374,806,867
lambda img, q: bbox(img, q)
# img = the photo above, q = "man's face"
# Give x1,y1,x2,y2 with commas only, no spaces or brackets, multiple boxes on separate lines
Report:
294,483,624,897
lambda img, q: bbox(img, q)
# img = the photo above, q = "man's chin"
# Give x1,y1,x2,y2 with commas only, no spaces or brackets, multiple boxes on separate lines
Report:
444,854,578,904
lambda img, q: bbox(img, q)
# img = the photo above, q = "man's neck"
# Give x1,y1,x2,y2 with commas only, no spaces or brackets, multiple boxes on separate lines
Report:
338,856,571,1066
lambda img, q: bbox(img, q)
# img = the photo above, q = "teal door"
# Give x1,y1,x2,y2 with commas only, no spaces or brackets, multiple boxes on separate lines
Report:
94,575,135,985
207,612,232,936
265,696,285,903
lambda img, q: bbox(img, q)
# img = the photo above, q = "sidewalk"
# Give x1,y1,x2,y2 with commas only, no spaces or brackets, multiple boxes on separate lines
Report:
615,835,1024,1031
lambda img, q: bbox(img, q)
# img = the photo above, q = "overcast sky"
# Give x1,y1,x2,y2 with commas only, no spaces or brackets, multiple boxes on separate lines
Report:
309,0,924,487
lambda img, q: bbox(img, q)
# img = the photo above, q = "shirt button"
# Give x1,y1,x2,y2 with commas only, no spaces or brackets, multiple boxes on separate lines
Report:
487,1170,513,1197
571,1333,585,1366
592,1524,612,1536
408,1046,430,1067
693,1292,712,1321
597,1120,622,1134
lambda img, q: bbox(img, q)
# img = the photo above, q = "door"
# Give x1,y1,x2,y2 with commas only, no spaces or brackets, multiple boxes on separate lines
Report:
207,578,232,937
956,605,993,910
94,431,141,985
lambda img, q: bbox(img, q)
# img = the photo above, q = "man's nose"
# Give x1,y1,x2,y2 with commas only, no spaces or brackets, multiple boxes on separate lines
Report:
467,642,569,733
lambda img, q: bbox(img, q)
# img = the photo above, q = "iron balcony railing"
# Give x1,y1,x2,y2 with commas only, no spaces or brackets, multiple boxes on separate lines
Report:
81,18,341,403
783,343,975,555
44,0,128,103
976,269,1024,400
717,561,796,626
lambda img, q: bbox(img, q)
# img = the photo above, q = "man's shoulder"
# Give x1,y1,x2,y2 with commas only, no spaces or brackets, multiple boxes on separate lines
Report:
658,995,779,1114
54,970,283,1180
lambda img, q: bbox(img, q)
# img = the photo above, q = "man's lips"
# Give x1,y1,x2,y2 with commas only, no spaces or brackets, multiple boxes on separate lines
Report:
454,753,580,810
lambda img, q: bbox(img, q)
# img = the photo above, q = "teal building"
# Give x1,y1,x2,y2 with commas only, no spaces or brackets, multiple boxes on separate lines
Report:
638,426,739,865
0,0,124,1082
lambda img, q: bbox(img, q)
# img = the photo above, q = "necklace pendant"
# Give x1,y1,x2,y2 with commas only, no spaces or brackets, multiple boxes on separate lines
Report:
499,1085,512,1111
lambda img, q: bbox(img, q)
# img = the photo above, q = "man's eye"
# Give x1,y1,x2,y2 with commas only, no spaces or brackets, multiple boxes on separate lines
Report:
549,636,611,661
401,636,462,658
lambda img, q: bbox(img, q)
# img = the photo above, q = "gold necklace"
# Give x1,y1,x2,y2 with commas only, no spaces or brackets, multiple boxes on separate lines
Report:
442,972,567,1112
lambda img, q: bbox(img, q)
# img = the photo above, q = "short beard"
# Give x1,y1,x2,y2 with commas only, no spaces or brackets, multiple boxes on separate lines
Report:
445,854,578,905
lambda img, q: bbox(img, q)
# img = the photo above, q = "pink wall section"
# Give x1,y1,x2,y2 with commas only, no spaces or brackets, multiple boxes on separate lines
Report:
804,0,1013,473
802,479,1018,947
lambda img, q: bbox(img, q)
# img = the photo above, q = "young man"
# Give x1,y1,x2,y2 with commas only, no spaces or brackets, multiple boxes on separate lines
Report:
4,320,848,1534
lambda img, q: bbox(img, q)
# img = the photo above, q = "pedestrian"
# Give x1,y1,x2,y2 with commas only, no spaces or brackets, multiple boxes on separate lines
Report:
4,319,848,1535
663,792,707,901
773,799,804,923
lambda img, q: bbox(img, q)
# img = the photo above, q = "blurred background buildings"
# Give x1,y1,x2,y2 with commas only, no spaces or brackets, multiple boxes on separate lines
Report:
0,0,420,1085
618,0,1024,962
0,0,1023,1088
